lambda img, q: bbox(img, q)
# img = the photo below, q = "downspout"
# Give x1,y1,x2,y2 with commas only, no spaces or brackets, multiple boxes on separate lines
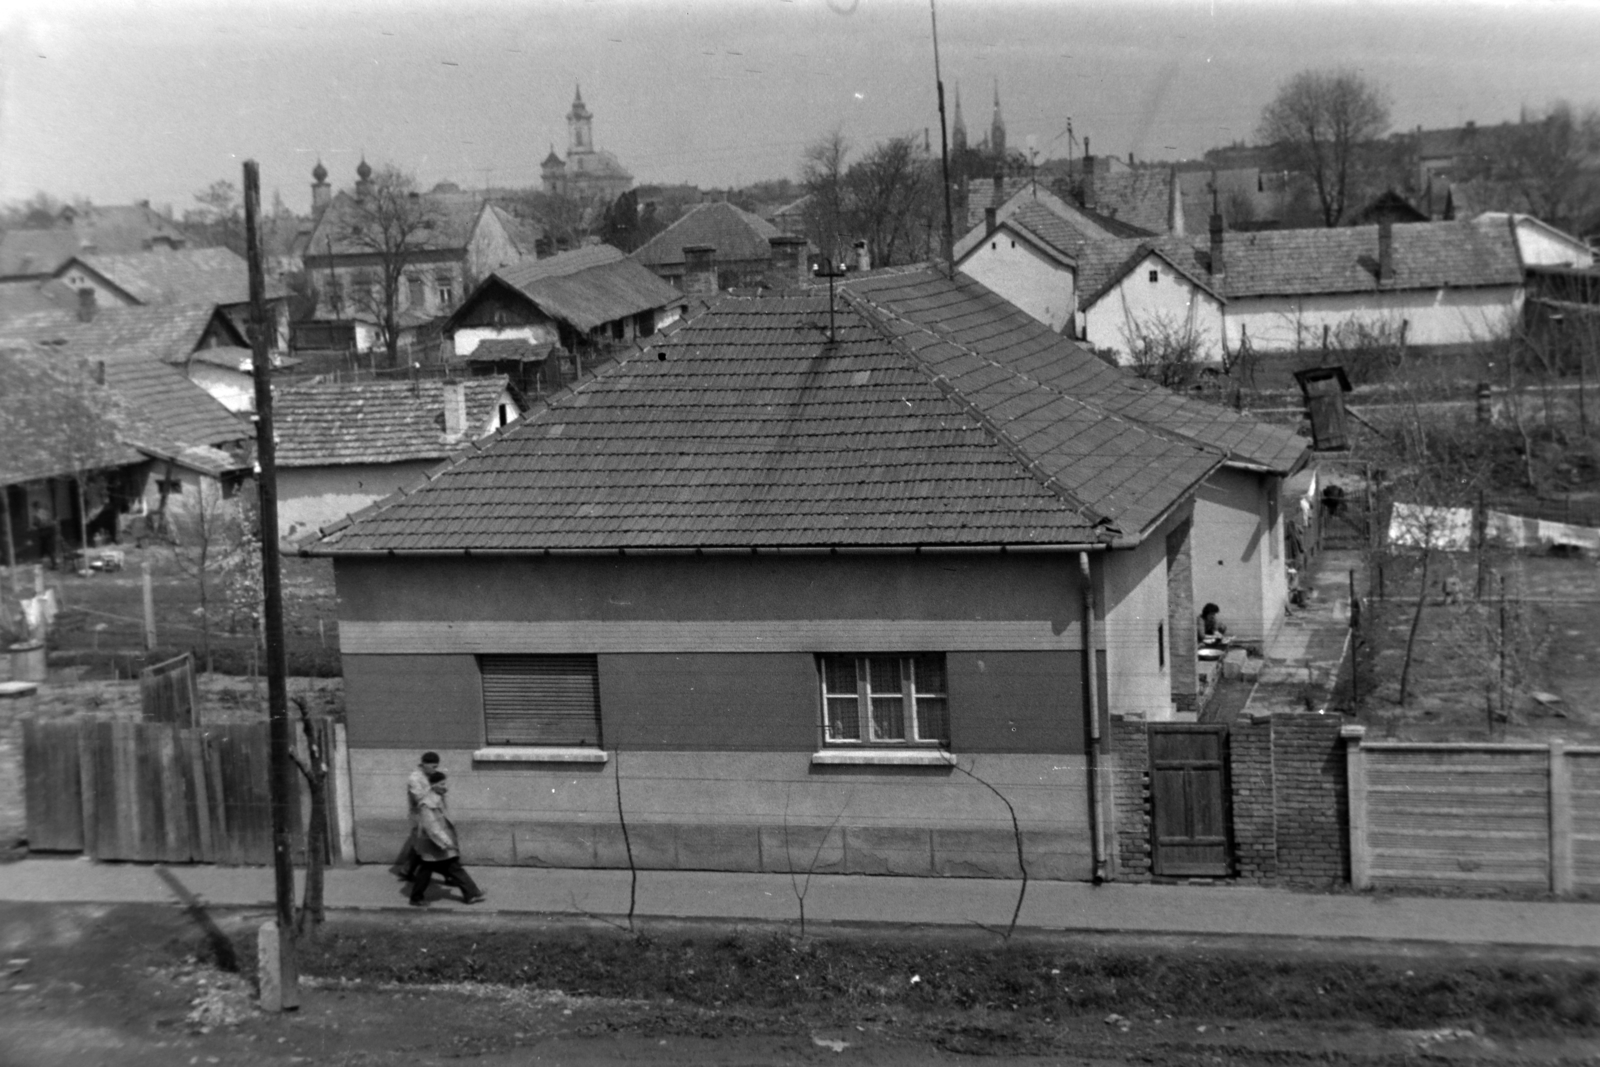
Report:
1080,549,1107,883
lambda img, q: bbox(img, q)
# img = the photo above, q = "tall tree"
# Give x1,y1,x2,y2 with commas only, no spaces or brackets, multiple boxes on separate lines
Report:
1259,68,1392,226
845,135,938,268
184,180,246,255
338,165,443,368
800,129,851,269
1494,102,1600,231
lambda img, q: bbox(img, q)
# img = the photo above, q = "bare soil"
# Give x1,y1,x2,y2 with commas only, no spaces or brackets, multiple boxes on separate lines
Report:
1,902,1598,1066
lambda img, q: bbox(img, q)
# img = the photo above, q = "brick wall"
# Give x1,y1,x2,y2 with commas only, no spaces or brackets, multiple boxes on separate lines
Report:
1109,714,1152,881
1269,713,1349,885
1228,714,1277,881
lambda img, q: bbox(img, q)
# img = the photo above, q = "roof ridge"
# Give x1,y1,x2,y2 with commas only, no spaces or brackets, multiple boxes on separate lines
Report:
842,286,1116,536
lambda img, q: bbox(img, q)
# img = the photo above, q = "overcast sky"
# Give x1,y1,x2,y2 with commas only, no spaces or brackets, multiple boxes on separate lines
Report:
2,0,1598,217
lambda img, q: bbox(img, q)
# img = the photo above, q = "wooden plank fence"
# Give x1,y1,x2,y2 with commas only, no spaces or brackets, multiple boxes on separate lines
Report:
140,652,197,726
22,716,349,866
1344,729,1600,895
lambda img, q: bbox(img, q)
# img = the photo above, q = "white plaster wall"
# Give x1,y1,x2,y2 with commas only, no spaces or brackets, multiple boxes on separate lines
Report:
1191,467,1286,647
453,324,557,357
958,235,1076,333
186,363,254,412
1082,254,1227,363
1514,220,1594,268
277,461,438,541
1223,286,1522,351
1099,533,1172,720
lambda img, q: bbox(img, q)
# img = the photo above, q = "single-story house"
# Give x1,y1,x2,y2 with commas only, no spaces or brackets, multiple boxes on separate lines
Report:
1213,218,1525,351
445,243,685,390
273,377,523,542
845,268,1308,661
632,201,787,291
1476,211,1594,270
1073,234,1226,363
304,284,1229,880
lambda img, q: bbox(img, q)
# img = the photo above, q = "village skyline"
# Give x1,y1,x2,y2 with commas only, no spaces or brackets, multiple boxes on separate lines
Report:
3,0,1599,215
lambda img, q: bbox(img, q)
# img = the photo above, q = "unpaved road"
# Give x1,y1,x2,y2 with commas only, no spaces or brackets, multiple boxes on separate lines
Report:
2,902,1597,1066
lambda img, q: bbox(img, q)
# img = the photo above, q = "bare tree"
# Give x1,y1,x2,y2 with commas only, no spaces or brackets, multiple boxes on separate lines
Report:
1493,102,1600,232
845,135,938,268
338,165,443,368
1259,68,1392,226
163,477,240,674
800,129,851,269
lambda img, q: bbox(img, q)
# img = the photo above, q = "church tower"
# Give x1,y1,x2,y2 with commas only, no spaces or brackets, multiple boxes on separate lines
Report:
990,78,1006,161
951,83,967,156
567,85,594,156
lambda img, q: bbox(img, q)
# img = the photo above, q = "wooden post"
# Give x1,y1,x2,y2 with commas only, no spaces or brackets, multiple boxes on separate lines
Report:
2,487,16,596
1348,569,1360,707
141,560,157,651
1341,724,1369,889
331,721,357,865
1549,739,1573,896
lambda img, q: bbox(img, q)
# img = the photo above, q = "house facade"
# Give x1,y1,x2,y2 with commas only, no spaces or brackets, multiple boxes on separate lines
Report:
309,283,1228,879
1074,239,1226,363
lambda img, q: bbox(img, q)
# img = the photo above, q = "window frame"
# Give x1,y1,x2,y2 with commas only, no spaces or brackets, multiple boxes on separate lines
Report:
818,652,949,748
474,653,607,763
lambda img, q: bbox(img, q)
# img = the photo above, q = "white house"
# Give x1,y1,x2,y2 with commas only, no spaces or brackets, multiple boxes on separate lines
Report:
955,211,1079,333
1075,237,1226,364
1476,212,1594,270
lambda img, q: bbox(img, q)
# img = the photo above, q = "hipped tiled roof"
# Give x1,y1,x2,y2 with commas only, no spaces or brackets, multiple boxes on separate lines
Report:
486,244,681,332
305,190,490,259
273,377,513,467
846,269,1307,475
310,290,1223,555
1217,219,1523,298
632,201,782,268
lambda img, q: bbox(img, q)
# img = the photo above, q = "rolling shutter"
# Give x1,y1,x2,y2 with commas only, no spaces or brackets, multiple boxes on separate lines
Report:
480,655,601,746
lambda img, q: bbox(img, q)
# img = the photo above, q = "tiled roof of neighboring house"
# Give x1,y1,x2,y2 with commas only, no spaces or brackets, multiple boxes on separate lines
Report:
0,302,246,364
1176,167,1294,231
98,357,251,449
957,187,1154,261
69,246,286,306
305,189,489,259
1216,219,1523,299
1003,201,1099,261
0,229,85,278
0,278,77,318
485,244,682,332
467,338,552,363
273,377,512,467
309,290,1223,555
1074,236,1222,310
67,204,189,253
1080,169,1181,235
492,207,546,257
632,201,782,268
845,269,1308,475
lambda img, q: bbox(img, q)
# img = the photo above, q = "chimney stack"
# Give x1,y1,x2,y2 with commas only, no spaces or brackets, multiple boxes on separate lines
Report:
767,235,810,289
77,288,97,323
682,244,718,296
985,206,997,236
853,239,870,273
1080,138,1095,208
94,360,106,386
442,380,468,441
1377,219,1393,284
1208,212,1225,281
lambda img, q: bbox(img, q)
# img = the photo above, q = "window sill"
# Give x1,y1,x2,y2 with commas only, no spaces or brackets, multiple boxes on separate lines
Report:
473,747,609,764
811,749,955,767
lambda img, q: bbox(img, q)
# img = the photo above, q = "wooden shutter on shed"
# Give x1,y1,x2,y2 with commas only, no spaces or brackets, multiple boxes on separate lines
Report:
480,655,601,746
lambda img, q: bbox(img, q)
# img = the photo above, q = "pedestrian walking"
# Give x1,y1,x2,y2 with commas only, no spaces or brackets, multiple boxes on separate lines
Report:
409,771,486,907
390,751,440,881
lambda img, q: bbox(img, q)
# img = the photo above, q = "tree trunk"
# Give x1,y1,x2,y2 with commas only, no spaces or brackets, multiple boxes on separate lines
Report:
1398,547,1432,706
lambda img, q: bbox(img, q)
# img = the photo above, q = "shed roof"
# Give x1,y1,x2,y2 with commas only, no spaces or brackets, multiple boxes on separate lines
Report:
309,290,1223,555
482,244,681,331
273,377,513,467
632,201,782,268
846,269,1307,475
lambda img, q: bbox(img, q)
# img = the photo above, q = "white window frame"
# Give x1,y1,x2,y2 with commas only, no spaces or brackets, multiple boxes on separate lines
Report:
819,653,949,747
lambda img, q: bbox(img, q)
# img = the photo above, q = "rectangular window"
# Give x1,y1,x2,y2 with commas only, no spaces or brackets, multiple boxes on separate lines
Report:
156,478,183,496
407,275,426,309
819,653,948,745
1267,479,1281,561
436,281,455,308
1148,269,1159,283
479,654,601,747
636,311,656,338
611,319,626,341
1158,622,1166,669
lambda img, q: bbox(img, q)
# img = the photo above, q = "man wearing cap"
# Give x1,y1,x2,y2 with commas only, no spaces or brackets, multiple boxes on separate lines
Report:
390,751,440,881
410,771,486,906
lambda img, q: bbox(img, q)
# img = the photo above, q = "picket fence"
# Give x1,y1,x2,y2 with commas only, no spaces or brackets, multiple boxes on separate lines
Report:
22,716,351,865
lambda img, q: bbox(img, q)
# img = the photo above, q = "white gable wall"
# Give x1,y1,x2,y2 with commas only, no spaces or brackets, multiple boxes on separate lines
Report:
1100,518,1176,721
1191,466,1287,649
958,233,1076,333
1223,285,1523,351
1081,253,1226,364
453,323,557,357
1513,218,1594,268
185,363,254,412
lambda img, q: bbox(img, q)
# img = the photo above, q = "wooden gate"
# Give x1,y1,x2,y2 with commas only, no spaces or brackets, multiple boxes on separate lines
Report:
1149,723,1232,877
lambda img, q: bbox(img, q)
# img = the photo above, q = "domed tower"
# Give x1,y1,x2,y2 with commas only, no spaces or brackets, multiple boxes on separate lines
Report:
311,159,331,214
990,78,1006,162
567,85,593,156
540,144,566,196
355,156,374,199
951,83,967,157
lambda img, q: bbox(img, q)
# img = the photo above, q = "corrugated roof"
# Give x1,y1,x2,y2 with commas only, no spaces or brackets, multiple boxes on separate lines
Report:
846,269,1308,475
309,291,1223,555
632,201,782,268
273,377,513,467
1218,219,1523,298
71,246,284,305
486,245,681,332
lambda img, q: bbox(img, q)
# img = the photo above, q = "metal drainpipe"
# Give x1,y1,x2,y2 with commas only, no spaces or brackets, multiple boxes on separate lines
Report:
1080,550,1108,884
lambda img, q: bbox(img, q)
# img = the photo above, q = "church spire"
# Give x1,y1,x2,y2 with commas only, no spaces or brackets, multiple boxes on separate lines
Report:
990,77,1006,161
951,82,967,155
567,83,593,155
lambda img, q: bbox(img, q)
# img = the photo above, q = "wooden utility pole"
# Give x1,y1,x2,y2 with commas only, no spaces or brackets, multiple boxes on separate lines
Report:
930,0,955,273
244,160,298,1011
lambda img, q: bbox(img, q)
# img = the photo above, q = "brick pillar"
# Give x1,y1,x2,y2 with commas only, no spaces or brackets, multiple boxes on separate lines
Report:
1166,518,1197,715
1109,714,1152,881
1270,713,1350,886
1228,712,1276,883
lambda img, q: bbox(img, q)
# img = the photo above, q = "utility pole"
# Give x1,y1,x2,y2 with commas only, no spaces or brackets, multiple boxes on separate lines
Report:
244,159,299,1012
930,0,955,274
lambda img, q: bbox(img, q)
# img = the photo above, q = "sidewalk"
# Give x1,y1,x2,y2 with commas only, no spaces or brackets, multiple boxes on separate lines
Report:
2,856,1596,950
1246,548,1364,714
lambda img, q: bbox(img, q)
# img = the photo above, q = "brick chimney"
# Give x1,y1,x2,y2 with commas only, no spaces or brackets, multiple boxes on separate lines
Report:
854,239,870,273
985,206,997,236
94,360,106,386
1377,219,1393,284
767,235,810,288
76,288,97,323
1080,137,1095,209
1208,212,1225,282
682,244,718,296
442,380,468,441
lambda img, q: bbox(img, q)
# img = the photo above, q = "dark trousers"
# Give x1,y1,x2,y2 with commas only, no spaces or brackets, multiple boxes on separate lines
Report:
410,857,482,903
391,837,421,880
